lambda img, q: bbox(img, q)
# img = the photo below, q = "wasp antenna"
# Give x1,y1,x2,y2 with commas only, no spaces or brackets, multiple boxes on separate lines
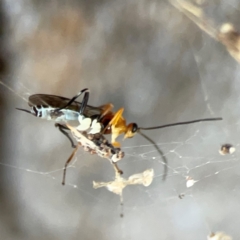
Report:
16,107,34,115
139,117,223,130
138,131,168,181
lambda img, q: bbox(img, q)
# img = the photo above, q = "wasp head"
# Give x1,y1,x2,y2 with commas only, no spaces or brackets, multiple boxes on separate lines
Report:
124,123,139,139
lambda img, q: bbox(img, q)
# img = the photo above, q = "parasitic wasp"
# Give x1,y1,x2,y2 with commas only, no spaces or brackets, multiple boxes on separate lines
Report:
16,88,223,181
17,88,223,148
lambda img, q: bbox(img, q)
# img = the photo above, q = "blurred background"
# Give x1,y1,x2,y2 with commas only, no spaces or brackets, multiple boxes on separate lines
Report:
0,0,239,239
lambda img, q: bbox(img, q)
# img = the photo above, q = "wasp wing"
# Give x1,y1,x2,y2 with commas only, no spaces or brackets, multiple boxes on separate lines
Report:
29,94,104,117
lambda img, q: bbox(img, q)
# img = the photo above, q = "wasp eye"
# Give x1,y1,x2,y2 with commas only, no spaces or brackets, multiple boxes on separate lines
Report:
131,123,138,133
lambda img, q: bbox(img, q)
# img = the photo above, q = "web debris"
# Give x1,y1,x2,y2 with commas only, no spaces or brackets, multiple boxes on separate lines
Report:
219,144,235,155
208,232,232,240
93,166,154,216
169,0,240,64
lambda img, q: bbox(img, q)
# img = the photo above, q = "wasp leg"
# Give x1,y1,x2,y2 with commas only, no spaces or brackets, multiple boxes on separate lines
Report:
112,141,121,148
112,162,123,175
55,88,89,112
103,108,127,147
62,144,80,185
55,123,76,148
109,108,124,125
78,90,89,115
